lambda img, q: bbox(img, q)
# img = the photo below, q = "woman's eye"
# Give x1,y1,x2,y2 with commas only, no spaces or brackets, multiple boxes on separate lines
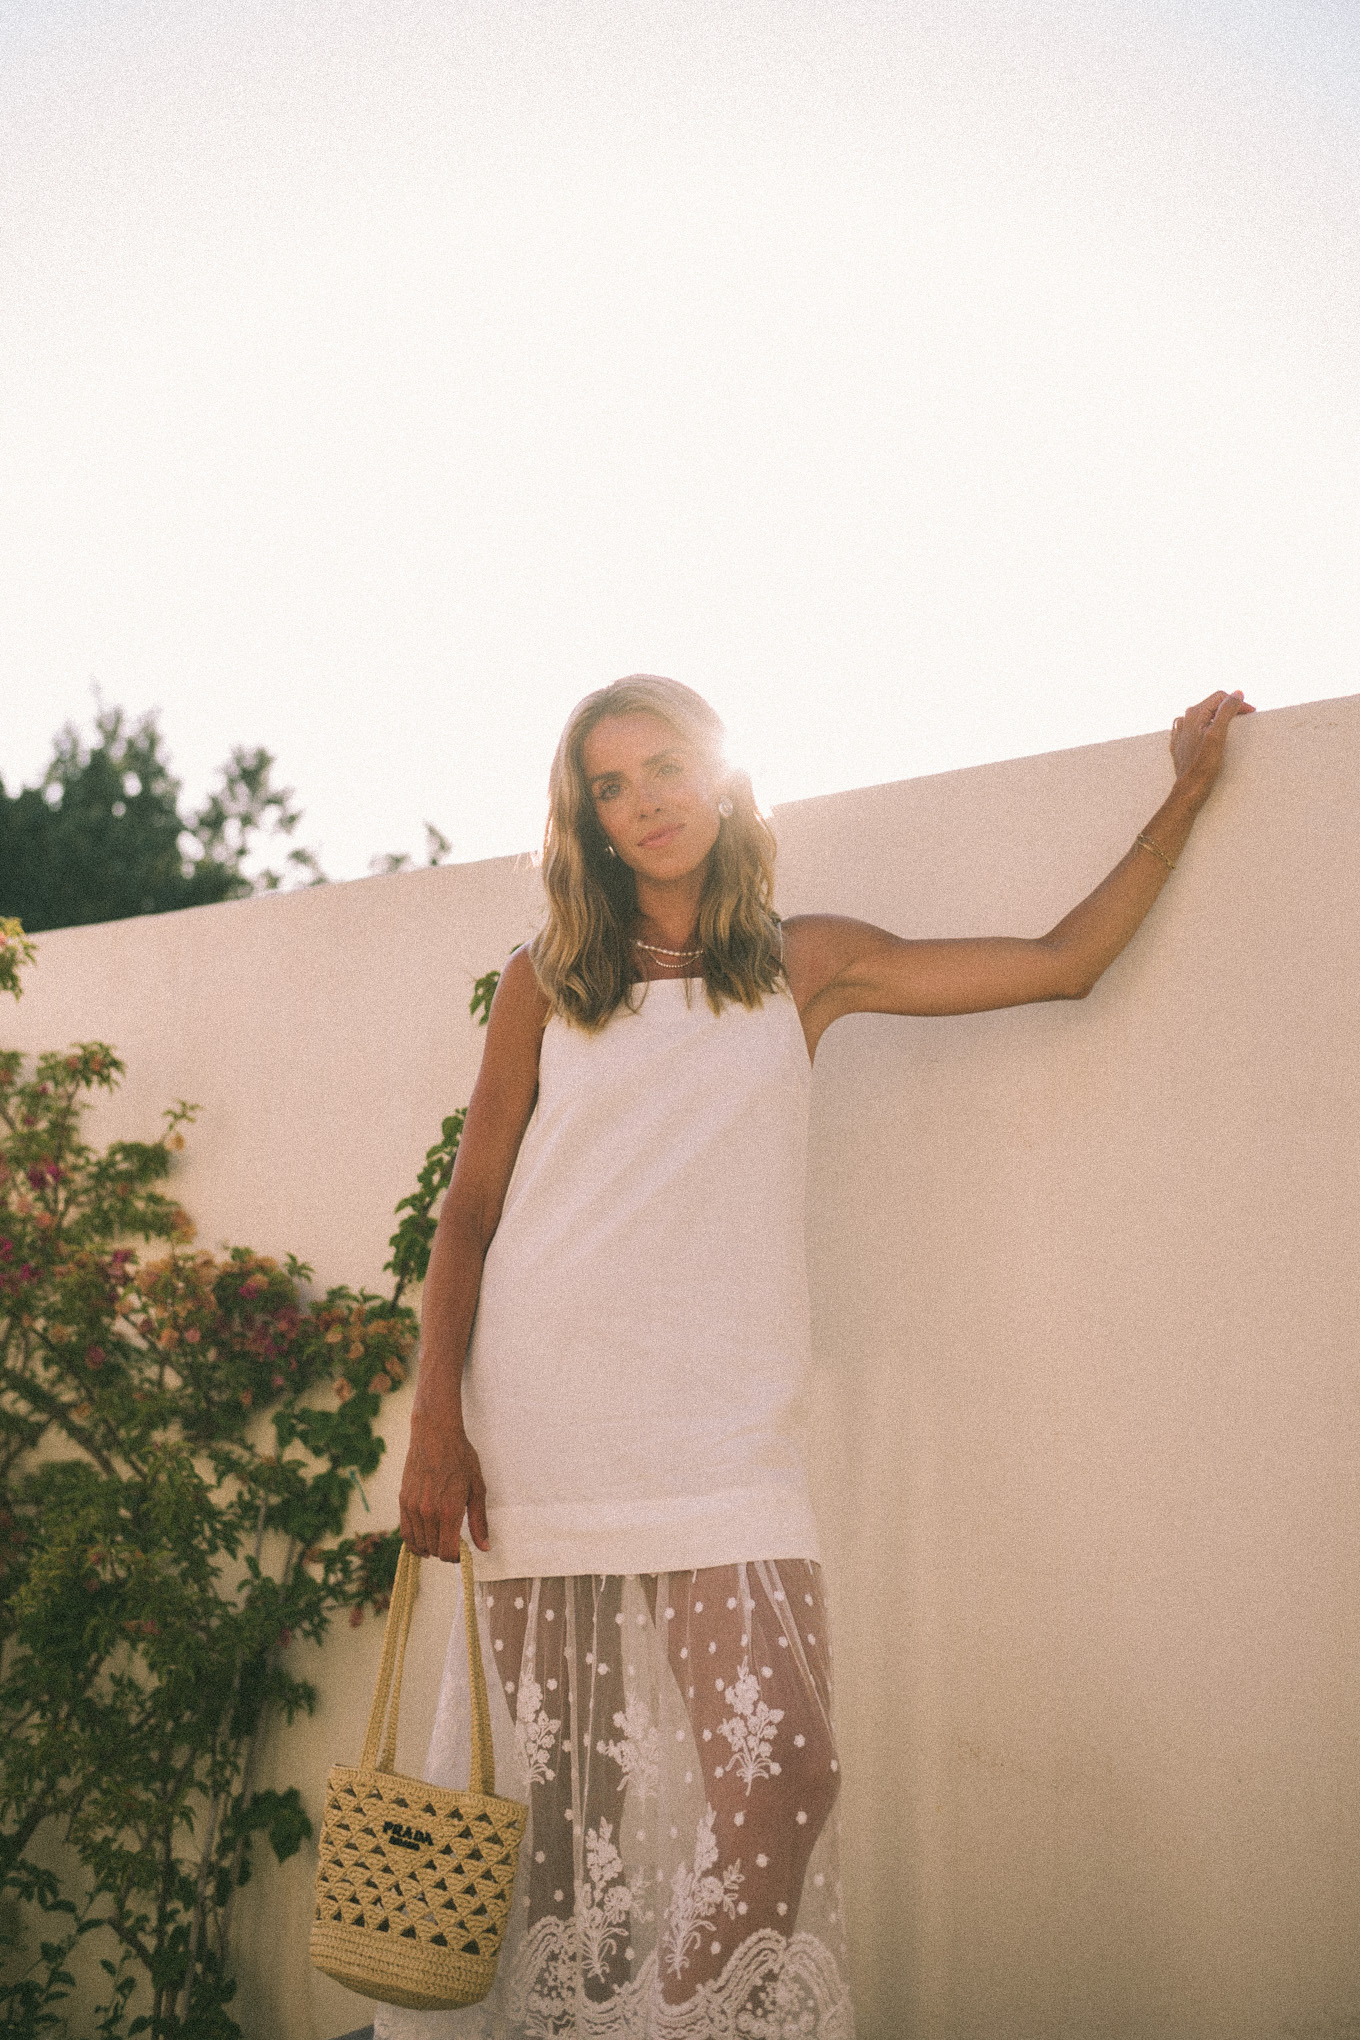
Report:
658,760,682,778
595,783,619,802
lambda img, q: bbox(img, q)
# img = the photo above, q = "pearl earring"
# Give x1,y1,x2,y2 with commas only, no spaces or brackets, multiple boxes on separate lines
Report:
717,797,733,819
605,843,617,858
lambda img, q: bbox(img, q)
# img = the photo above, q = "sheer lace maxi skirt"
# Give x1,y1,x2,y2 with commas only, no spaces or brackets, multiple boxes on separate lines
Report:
374,1560,854,2039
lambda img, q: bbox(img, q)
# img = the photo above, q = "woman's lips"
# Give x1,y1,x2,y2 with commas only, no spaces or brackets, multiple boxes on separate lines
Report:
638,824,682,849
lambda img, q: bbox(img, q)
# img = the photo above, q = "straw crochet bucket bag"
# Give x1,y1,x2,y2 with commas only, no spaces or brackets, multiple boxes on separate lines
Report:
310,1540,528,2011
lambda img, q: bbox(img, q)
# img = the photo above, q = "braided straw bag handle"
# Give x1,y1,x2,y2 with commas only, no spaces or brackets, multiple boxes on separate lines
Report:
361,1539,494,1792
310,1537,527,2011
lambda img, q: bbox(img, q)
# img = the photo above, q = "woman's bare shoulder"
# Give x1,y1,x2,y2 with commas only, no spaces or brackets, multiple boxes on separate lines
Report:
476,945,551,1069
491,943,552,1024
460,946,549,1149
778,913,882,1010
447,947,549,1222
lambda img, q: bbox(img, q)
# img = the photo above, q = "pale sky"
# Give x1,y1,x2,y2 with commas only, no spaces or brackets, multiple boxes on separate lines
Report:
2,1,1357,882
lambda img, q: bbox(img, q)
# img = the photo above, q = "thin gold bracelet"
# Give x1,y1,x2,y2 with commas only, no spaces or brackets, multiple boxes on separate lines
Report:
1135,830,1177,872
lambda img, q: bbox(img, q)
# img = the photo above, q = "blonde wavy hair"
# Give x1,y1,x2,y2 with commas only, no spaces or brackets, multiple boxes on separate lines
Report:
530,675,784,1029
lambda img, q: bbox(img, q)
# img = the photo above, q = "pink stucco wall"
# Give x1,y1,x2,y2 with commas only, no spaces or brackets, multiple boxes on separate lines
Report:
9,694,1357,2039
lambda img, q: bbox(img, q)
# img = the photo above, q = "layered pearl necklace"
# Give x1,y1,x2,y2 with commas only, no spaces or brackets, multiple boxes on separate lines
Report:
633,936,702,964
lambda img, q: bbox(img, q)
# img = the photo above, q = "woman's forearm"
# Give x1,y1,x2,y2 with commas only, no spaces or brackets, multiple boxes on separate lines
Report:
1042,687,1252,996
409,1200,489,1435
1042,776,1203,997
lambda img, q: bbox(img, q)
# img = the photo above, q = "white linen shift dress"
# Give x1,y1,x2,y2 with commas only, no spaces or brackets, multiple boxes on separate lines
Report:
374,977,854,2040
465,972,822,1580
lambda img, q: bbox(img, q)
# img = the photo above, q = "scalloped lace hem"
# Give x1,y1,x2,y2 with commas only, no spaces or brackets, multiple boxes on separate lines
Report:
375,1925,853,2039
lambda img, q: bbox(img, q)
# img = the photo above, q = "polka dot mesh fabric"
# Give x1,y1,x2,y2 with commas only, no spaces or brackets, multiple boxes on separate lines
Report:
374,1559,853,2038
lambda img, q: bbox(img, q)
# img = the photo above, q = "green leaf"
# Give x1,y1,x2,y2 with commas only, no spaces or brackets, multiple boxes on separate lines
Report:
232,1786,313,1866
469,968,500,1026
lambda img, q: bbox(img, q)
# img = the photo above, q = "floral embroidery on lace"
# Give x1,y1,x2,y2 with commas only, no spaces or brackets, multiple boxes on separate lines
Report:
661,1805,743,1979
516,1671,563,1786
577,1819,641,1980
598,1683,660,1802
715,1658,784,1793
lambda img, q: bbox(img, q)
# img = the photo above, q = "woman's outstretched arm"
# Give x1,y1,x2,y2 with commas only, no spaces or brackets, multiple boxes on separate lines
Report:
398,945,548,1560
786,690,1253,1047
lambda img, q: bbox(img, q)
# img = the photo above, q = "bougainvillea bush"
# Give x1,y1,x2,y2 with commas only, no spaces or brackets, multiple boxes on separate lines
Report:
0,932,495,2037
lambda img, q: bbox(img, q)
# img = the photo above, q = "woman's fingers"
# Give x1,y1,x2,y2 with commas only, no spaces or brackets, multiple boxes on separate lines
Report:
401,1498,487,1559
467,1468,491,1553
1201,691,1255,753
425,1478,466,1560
1191,688,1255,724
400,1485,466,1559
1176,689,1254,733
435,1503,464,1562
1170,689,1254,789
398,1429,488,1560
399,1474,435,1556
398,1488,424,1555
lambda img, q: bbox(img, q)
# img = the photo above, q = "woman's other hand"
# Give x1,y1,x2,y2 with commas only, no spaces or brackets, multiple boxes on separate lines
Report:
1170,689,1255,806
399,1422,490,1560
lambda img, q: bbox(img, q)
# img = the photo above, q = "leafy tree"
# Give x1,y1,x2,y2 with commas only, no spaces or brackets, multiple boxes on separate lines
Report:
0,704,325,934
368,822,454,878
0,944,494,2037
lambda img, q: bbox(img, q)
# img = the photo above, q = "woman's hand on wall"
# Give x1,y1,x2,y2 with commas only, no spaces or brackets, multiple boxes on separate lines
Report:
1169,690,1255,808
399,1423,490,1559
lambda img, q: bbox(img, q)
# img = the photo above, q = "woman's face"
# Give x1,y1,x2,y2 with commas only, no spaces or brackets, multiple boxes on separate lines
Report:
580,711,722,884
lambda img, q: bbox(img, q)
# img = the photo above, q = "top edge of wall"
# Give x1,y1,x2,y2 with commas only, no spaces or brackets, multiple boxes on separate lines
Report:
768,691,1360,825
23,844,546,946
21,693,1357,944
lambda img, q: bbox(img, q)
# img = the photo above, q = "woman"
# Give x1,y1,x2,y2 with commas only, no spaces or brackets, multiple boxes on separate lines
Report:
390,674,1251,2037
